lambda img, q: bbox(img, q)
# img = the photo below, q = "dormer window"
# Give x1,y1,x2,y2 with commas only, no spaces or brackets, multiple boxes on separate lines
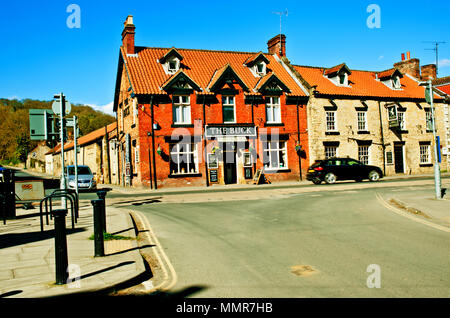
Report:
160,48,184,75
392,75,401,89
256,62,266,76
245,52,270,77
167,58,180,74
339,73,348,85
377,69,403,90
324,63,351,87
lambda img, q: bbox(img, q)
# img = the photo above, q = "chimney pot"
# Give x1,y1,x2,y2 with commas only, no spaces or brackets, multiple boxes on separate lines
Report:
401,53,405,61
406,51,411,60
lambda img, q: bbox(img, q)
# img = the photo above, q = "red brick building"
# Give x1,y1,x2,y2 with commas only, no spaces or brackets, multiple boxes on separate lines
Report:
113,16,309,188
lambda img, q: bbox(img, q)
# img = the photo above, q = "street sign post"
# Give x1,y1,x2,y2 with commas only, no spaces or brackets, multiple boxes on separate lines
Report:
421,81,442,199
52,100,71,116
54,93,68,209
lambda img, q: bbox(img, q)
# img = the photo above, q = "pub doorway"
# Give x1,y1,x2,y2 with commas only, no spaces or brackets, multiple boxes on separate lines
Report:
223,142,237,184
394,142,404,173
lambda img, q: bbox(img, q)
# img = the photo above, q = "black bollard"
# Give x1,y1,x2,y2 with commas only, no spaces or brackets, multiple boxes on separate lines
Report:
96,190,107,233
91,199,105,257
52,209,69,285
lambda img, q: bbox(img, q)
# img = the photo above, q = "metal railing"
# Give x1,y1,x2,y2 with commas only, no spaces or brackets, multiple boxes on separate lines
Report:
39,189,79,232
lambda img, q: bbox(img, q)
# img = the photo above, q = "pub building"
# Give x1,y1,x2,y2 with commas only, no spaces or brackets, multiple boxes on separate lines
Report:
113,16,310,188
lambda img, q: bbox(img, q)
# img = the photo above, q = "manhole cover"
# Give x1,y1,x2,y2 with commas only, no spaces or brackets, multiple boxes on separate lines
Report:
290,265,317,277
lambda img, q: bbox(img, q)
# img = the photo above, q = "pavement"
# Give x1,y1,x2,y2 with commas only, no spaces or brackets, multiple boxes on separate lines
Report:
1,168,449,298
0,201,152,298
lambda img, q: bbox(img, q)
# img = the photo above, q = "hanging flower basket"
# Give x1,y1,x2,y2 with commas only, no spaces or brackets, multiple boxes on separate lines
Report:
295,144,302,152
157,146,162,156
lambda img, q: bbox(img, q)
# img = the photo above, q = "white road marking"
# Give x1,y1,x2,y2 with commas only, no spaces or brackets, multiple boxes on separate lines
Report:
375,193,450,234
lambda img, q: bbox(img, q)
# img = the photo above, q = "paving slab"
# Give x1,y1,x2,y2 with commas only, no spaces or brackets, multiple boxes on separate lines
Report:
0,203,149,298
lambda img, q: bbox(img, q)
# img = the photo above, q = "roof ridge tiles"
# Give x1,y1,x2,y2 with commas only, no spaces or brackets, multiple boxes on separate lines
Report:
134,45,262,55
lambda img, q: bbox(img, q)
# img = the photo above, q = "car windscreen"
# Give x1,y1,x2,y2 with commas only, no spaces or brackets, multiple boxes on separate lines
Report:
67,166,92,175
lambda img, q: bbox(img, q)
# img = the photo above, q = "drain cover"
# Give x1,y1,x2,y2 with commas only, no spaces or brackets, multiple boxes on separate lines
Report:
291,265,317,277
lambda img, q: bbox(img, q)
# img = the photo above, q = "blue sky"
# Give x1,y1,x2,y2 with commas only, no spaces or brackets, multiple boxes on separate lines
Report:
1,0,449,115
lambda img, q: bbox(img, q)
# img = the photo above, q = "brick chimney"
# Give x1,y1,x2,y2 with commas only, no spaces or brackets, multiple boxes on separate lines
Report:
394,52,420,79
267,34,286,58
122,15,135,55
421,64,437,81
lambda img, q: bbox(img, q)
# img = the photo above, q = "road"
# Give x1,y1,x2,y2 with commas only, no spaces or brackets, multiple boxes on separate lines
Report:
126,180,450,298
9,168,450,297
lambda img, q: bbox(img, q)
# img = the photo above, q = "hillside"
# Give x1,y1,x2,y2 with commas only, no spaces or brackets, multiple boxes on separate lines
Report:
0,98,116,164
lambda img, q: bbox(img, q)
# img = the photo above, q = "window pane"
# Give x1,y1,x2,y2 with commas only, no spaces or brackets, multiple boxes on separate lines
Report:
273,106,281,122
183,106,191,123
223,106,235,122
266,106,273,122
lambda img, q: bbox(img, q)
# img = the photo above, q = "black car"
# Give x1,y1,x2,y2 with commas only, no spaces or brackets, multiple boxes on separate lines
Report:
306,157,383,184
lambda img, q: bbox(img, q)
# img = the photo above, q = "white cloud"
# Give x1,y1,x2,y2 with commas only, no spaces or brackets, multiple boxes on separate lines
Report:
378,55,384,60
439,59,450,67
87,101,114,116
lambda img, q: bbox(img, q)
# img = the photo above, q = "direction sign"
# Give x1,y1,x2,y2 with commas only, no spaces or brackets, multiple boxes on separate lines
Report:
52,100,71,115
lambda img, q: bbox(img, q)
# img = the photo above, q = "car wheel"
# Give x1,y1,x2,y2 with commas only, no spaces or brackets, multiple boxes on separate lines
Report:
312,178,322,185
324,172,336,184
368,170,380,182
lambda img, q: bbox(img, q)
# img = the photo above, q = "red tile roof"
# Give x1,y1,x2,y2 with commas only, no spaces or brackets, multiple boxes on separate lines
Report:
437,84,450,95
323,63,351,76
47,122,117,155
121,46,306,97
293,65,443,100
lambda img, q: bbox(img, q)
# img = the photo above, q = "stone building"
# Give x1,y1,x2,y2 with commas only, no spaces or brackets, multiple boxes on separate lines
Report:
26,141,51,173
289,54,448,176
46,122,119,184
113,16,310,189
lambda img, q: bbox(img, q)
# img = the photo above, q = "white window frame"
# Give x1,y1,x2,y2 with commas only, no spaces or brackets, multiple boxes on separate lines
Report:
358,145,370,165
392,76,401,89
324,145,337,159
170,143,199,174
326,111,337,132
173,95,191,124
255,62,266,76
222,95,236,123
263,141,288,170
338,73,348,86
265,96,282,123
357,111,367,131
166,57,180,74
420,144,431,164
